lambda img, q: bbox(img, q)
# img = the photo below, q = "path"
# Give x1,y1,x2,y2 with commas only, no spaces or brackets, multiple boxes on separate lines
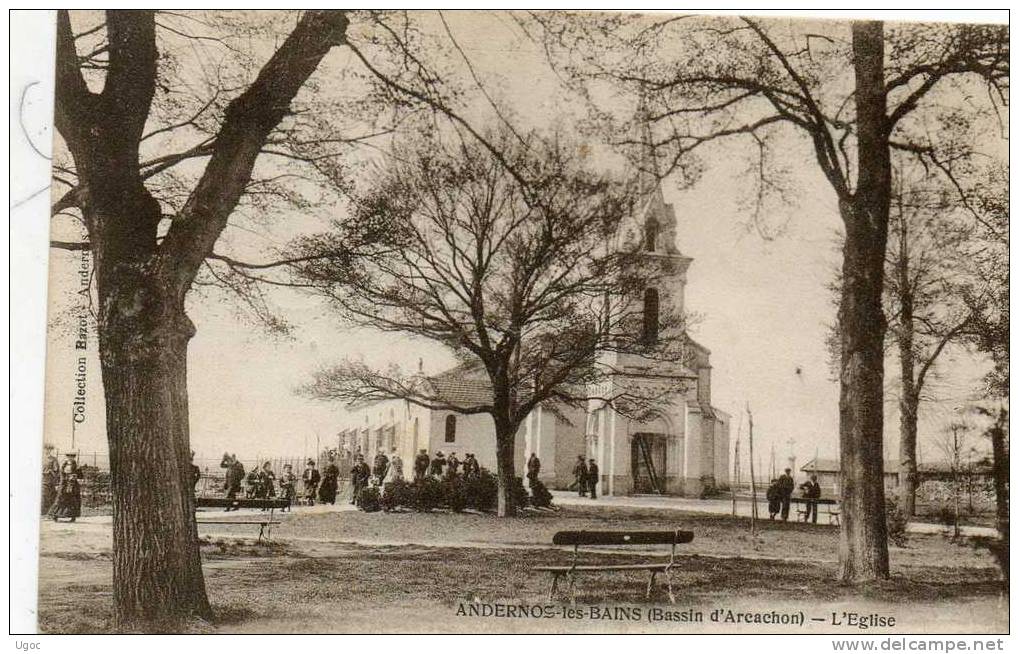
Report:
549,491,999,537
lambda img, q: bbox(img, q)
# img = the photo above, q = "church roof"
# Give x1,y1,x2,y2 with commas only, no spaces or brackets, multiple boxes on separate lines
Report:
426,363,494,407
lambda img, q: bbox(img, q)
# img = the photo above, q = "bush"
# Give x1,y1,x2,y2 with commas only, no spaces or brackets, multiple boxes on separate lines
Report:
933,505,958,529
886,497,908,547
381,479,416,512
529,479,554,508
415,477,445,512
443,476,468,513
359,487,381,512
510,476,530,510
465,469,499,512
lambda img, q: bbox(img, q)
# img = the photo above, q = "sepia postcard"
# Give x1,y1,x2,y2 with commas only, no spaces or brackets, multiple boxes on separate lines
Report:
14,8,1009,641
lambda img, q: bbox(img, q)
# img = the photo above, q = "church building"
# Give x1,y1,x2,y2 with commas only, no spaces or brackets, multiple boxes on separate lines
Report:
338,177,729,497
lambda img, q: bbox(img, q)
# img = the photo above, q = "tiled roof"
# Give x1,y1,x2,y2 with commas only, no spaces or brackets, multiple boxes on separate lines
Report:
427,363,494,407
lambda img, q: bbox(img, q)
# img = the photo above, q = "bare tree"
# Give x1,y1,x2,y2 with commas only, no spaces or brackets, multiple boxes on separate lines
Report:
50,10,350,629
294,126,692,516
526,12,1007,582
883,161,983,518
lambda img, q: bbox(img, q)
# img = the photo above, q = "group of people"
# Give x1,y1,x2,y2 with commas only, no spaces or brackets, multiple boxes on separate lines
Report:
571,455,600,500
766,468,822,523
412,449,481,482
300,456,340,505
42,452,81,522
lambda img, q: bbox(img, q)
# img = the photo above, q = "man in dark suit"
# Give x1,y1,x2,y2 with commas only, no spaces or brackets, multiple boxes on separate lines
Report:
572,455,588,497
414,449,430,481
586,459,600,500
526,453,541,488
799,474,822,523
777,468,795,521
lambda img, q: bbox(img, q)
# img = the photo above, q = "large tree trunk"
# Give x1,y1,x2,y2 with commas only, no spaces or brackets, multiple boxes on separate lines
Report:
493,418,518,518
837,21,891,583
98,263,211,631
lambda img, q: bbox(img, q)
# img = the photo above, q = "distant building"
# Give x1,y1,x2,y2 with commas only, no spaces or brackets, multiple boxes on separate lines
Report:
338,164,729,497
799,457,994,498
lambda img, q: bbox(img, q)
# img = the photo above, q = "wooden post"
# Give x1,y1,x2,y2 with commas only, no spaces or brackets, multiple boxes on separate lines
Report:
747,403,758,535
732,418,742,518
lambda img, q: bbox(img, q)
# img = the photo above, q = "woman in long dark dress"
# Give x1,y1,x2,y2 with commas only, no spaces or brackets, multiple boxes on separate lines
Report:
52,474,82,522
318,456,340,505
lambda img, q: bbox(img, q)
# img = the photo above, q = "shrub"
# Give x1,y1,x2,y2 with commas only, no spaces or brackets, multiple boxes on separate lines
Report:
927,505,958,529
885,496,908,547
465,469,499,512
415,477,445,512
510,476,530,509
360,487,381,512
381,479,416,512
443,476,468,513
529,479,554,508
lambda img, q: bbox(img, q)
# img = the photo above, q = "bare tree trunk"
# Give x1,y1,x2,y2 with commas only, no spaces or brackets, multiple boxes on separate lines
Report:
894,204,919,519
988,412,1009,579
838,21,891,583
98,266,211,630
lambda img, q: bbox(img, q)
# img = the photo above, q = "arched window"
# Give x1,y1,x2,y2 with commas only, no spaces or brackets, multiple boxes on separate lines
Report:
645,217,658,252
643,288,660,344
445,414,457,443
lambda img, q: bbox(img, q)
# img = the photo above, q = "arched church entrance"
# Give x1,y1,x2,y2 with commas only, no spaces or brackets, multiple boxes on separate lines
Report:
631,432,667,494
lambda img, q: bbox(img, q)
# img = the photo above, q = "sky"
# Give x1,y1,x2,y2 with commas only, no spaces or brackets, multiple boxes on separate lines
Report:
41,10,995,474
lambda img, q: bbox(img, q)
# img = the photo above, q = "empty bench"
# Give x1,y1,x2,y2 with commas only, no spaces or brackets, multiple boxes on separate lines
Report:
195,497,290,543
534,529,694,604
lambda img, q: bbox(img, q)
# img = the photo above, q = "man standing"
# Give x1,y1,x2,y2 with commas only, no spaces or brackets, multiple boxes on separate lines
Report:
429,451,447,478
350,455,371,508
278,464,297,510
41,452,60,515
414,449,430,482
526,453,541,488
462,453,480,481
190,451,202,496
586,459,600,500
445,452,461,479
799,474,822,524
302,459,320,506
573,455,588,497
372,449,390,485
777,468,795,521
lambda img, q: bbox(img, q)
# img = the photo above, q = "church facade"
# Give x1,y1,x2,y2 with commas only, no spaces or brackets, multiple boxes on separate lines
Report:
337,182,729,497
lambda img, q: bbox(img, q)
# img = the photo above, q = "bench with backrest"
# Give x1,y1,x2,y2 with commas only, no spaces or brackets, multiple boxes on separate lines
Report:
534,529,694,604
194,497,290,542
790,497,839,525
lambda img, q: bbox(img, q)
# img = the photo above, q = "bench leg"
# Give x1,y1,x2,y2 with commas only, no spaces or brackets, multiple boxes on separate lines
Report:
547,573,560,601
665,568,676,604
567,572,577,605
258,524,265,544
645,571,657,599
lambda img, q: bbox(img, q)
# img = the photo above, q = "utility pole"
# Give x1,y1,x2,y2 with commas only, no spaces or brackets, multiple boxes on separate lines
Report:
747,403,758,535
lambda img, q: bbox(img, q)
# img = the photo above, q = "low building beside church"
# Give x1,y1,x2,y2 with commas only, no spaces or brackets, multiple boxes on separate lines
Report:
338,178,729,497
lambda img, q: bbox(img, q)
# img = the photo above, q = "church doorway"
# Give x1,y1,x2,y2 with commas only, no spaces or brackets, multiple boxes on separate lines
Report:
631,433,667,494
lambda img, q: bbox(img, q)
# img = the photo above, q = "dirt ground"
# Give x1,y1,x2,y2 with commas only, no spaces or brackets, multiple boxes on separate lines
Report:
35,505,1007,634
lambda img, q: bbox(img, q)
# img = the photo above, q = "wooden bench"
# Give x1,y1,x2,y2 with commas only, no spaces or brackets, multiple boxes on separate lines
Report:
790,497,840,525
195,497,290,543
534,529,694,604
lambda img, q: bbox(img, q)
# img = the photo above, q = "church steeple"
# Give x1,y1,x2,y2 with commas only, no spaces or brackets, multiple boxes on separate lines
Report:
633,90,681,257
